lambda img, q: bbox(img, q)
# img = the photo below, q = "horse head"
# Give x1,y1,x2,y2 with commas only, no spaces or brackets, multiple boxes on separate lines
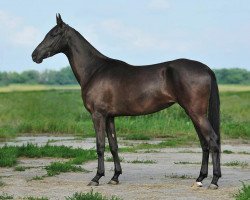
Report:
32,14,68,63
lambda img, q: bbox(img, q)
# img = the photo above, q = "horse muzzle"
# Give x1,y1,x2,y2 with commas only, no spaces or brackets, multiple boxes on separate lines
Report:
31,50,43,64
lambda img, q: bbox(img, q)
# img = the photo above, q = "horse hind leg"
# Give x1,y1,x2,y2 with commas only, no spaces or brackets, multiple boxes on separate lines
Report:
193,124,209,187
188,112,221,189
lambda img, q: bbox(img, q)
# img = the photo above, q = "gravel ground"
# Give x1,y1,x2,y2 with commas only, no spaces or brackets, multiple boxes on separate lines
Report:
0,136,249,200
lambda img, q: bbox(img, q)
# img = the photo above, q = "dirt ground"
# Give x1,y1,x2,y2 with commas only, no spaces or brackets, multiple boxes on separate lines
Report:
0,137,250,200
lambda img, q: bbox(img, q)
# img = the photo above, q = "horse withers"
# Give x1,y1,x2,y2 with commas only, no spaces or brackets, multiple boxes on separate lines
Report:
32,14,221,189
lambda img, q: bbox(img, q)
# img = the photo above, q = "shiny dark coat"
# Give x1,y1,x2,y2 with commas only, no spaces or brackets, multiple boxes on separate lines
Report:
32,14,221,187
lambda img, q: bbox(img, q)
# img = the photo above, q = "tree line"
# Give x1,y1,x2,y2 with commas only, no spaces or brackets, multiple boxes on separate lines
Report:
0,67,77,86
0,67,249,85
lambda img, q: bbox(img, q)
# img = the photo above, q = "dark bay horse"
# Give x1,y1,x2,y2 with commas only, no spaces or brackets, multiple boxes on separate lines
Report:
32,14,221,189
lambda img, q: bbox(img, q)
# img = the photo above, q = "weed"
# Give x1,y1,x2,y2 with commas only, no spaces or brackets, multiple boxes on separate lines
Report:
105,157,124,162
24,197,48,200
0,180,5,187
0,193,13,200
128,159,156,164
238,151,250,155
0,144,96,168
119,147,137,153
30,176,44,181
234,182,250,200
14,166,26,171
66,190,122,200
141,149,160,153
223,150,234,154
105,157,113,162
223,161,248,168
45,162,85,176
168,173,193,179
46,139,59,144
177,150,196,153
124,133,150,140
174,161,201,165
0,146,18,167
0,144,96,177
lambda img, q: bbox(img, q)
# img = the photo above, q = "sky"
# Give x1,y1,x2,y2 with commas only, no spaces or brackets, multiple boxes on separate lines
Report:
0,0,250,72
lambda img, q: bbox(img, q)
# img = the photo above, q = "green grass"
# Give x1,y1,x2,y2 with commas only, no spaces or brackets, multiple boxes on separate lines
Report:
223,150,234,154
128,159,156,164
30,176,44,181
0,193,13,200
14,166,26,171
123,133,150,140
24,197,48,200
238,151,250,155
177,150,196,153
174,160,249,168
0,191,122,200
0,84,79,93
0,85,249,141
223,161,248,168
45,161,87,176
234,183,250,200
141,149,160,153
66,190,122,200
222,150,250,155
0,144,96,169
0,180,5,187
168,173,193,179
105,156,124,162
174,161,201,165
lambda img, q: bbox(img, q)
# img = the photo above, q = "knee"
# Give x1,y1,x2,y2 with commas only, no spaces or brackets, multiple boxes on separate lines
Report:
201,145,209,153
110,146,118,155
209,141,220,153
97,145,105,156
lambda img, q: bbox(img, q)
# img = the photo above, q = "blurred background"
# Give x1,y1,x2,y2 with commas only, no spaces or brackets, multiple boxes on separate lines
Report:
0,1,249,139
0,0,250,72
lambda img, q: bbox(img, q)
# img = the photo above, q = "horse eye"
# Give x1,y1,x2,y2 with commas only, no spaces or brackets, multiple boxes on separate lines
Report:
50,29,59,37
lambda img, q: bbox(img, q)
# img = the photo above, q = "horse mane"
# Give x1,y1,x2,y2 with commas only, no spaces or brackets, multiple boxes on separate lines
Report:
68,26,107,59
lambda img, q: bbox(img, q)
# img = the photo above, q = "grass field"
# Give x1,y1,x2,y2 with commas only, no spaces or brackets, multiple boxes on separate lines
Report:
0,84,249,141
0,84,79,93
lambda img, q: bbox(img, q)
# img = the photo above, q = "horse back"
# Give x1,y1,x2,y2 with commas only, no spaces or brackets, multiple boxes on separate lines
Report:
83,58,213,116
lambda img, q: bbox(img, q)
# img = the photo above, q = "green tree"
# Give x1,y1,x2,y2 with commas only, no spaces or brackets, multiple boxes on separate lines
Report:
20,70,40,84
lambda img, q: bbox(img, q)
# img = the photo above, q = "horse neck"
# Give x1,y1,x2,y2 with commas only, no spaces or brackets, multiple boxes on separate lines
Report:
64,28,106,88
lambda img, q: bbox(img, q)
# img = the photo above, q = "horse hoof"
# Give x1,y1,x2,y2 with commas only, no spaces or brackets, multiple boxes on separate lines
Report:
208,184,218,190
191,182,203,188
108,180,119,185
87,181,99,186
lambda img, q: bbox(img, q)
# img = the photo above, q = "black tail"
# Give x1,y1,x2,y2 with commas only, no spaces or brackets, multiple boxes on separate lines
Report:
208,73,220,147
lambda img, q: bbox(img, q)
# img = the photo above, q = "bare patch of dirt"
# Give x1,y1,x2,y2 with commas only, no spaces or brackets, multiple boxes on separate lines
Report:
0,137,250,199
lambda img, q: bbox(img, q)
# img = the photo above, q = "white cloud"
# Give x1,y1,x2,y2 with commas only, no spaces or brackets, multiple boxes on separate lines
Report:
100,19,194,53
12,26,40,46
101,19,158,49
0,10,41,47
0,10,21,29
148,0,170,11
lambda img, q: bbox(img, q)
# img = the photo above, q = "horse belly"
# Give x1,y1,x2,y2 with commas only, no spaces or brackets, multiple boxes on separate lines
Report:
113,90,175,116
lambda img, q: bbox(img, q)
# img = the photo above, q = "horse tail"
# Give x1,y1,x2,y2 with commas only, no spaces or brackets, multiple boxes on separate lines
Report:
208,72,221,148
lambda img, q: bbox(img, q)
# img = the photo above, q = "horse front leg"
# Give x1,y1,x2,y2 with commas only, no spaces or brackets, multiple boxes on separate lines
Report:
106,117,122,185
88,112,106,186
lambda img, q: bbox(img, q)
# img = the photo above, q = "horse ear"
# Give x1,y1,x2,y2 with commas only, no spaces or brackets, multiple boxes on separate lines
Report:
56,13,63,27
